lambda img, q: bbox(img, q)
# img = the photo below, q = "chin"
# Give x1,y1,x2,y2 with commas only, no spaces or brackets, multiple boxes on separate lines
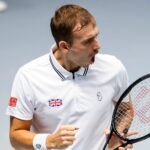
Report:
78,62,88,67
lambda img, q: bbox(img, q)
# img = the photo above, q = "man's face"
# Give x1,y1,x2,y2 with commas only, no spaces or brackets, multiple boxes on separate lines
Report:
67,23,100,68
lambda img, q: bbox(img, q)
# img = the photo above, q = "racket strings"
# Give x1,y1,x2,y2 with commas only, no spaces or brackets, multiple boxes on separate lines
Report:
115,102,133,134
114,78,150,139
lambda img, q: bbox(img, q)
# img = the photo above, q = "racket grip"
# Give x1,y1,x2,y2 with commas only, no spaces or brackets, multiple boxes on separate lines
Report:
113,142,128,150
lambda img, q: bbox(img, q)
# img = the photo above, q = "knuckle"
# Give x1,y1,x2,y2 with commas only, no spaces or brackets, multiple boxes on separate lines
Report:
60,130,65,135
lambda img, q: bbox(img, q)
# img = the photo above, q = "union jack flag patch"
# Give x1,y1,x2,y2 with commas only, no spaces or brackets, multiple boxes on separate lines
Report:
48,99,63,107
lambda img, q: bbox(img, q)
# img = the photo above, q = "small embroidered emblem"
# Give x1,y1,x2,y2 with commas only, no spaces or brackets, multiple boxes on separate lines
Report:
48,99,63,107
97,91,102,101
9,97,17,107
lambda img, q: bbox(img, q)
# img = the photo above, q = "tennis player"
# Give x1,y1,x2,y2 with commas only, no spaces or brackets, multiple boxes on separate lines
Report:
6,4,134,150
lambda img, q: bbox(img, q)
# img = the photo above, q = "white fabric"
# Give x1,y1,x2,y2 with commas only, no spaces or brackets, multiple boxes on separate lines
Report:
33,134,49,150
6,45,129,150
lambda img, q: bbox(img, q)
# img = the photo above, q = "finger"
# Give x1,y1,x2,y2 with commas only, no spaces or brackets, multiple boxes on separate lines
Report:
118,143,133,150
60,125,79,131
120,130,139,137
104,129,110,135
62,140,74,146
126,144,133,149
62,135,76,141
60,129,78,136
118,147,126,150
126,130,139,136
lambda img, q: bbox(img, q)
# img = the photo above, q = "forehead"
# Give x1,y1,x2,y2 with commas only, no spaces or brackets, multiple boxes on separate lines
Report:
72,23,99,40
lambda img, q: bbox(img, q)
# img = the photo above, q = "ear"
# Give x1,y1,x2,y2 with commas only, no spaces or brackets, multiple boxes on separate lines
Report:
58,41,70,53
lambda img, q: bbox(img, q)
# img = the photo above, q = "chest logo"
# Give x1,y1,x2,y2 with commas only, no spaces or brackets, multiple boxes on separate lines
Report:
97,91,102,101
48,99,63,107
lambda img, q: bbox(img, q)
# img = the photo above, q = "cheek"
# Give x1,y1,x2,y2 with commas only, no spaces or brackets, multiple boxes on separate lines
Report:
77,49,89,57
78,52,90,63
70,46,90,61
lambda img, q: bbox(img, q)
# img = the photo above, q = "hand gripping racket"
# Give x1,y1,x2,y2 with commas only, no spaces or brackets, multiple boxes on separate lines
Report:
102,73,150,150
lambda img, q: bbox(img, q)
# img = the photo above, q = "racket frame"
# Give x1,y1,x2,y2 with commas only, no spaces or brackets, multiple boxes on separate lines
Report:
102,73,150,150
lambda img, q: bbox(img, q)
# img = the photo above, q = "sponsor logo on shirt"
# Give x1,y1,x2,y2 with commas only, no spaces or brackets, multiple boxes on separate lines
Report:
9,97,17,107
48,99,63,107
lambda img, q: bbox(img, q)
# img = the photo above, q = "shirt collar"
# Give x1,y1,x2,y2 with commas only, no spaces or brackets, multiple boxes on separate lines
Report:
49,44,88,80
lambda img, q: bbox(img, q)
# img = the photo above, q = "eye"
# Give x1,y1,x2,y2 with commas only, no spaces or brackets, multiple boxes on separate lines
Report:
82,33,99,45
83,38,94,45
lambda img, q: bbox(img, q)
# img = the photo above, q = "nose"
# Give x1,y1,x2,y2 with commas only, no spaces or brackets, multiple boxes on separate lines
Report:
93,39,101,53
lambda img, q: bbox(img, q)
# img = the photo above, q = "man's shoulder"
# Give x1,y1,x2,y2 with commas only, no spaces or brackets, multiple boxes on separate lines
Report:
94,53,126,74
19,53,50,71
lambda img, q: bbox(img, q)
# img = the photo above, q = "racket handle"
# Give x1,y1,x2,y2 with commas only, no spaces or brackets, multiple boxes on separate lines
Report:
113,142,128,150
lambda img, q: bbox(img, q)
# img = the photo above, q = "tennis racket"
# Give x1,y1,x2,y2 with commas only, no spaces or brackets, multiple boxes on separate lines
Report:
102,73,150,150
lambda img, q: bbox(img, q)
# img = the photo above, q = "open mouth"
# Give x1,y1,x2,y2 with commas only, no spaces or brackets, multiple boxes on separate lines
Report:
90,56,95,64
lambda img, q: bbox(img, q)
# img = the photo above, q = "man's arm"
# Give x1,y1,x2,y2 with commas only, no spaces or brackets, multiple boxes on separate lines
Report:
9,117,78,150
10,117,35,150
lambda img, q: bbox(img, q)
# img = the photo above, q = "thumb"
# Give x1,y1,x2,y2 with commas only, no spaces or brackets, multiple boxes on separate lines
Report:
104,129,110,136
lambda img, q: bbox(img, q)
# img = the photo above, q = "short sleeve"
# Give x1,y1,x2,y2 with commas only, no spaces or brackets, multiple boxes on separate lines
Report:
113,64,129,102
6,69,34,120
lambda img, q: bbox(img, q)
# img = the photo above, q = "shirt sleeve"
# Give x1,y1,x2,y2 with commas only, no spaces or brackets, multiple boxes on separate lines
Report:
113,63,129,102
6,69,34,120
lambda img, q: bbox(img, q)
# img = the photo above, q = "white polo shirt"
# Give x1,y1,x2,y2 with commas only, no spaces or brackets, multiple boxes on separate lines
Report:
6,45,129,150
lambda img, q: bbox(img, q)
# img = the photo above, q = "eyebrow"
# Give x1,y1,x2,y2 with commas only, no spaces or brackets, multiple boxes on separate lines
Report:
82,31,99,42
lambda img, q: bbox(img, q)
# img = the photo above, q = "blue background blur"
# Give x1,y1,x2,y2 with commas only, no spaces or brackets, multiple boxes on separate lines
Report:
0,0,150,149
